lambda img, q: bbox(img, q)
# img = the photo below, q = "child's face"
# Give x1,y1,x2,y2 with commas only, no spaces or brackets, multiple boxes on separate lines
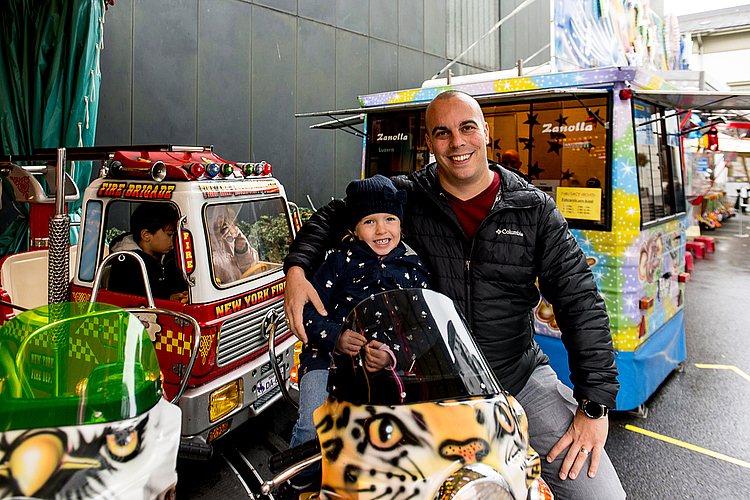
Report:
354,213,401,256
141,224,176,257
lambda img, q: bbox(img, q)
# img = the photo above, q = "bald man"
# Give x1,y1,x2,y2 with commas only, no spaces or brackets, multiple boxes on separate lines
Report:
283,91,624,499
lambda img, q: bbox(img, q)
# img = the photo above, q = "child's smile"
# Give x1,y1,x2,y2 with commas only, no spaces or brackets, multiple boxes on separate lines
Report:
354,213,401,256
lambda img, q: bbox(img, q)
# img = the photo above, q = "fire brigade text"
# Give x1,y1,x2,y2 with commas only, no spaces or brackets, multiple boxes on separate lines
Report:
97,182,176,199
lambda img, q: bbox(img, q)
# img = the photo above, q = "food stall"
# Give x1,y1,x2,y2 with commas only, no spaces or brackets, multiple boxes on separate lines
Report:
301,66,750,412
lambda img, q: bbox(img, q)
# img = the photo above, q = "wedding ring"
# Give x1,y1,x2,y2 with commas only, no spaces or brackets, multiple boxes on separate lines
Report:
580,447,589,456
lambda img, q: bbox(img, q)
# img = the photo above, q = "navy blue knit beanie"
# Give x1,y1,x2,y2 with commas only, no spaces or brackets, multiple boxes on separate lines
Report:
345,175,407,228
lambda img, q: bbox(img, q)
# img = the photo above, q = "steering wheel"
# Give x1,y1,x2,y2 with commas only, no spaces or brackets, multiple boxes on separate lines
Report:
240,262,267,279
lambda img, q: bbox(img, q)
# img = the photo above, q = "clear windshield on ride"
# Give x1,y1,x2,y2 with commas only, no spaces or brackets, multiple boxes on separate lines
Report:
0,302,162,431
328,289,501,406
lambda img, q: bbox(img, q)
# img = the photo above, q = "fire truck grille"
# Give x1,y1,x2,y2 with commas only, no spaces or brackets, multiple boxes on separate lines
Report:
216,298,288,367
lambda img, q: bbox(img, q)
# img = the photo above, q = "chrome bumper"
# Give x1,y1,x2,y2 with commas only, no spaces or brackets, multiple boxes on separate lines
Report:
178,334,297,442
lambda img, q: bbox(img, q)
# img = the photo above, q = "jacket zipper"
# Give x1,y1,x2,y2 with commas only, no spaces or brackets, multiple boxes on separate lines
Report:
465,203,529,332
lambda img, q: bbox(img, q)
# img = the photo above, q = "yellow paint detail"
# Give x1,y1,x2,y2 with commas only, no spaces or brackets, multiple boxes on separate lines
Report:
695,364,750,383
612,325,639,351
389,90,420,103
494,77,540,93
626,425,750,470
71,291,91,303
199,334,214,365
155,329,192,356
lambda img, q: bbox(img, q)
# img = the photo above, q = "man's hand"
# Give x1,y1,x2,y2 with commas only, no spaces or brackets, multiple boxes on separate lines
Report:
546,409,609,481
170,291,189,303
231,226,248,253
335,329,366,356
283,266,326,343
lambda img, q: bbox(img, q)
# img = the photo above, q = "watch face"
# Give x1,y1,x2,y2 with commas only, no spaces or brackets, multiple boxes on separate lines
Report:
582,400,606,419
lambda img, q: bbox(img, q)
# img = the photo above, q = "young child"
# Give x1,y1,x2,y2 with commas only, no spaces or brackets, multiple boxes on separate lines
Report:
288,175,429,492
109,202,188,302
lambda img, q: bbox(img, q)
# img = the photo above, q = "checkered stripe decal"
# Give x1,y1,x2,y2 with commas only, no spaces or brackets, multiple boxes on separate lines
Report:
156,329,192,356
0,315,121,360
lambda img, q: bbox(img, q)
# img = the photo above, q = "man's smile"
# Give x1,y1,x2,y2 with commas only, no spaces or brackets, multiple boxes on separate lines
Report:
449,152,472,162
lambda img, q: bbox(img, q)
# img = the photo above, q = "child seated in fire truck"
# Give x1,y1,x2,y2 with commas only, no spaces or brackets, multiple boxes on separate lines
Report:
108,202,188,302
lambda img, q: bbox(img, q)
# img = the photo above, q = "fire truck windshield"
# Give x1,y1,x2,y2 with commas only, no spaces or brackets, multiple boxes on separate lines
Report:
204,198,292,287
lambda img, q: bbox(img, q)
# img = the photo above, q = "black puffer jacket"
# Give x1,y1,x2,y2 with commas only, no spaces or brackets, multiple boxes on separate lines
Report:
285,163,619,408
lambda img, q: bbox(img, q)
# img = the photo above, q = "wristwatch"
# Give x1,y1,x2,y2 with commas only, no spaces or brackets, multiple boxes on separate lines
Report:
579,399,609,419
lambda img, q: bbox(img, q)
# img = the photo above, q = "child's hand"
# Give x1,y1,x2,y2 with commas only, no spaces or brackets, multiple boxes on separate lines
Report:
335,329,366,356
170,291,189,303
363,340,394,372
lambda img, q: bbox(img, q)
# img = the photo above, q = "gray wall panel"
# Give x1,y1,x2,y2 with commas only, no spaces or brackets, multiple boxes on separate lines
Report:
336,30,368,109
370,0,398,43
337,0,368,35
300,0,336,25
334,130,365,193
251,6,296,193
446,0,498,71
399,46,424,89
95,0,537,209
254,0,296,15
424,53,447,81
500,0,517,70
423,0,446,57
369,39,398,93
517,0,530,67
131,0,197,144
528,0,550,67
296,19,336,203
198,0,251,161
335,30,369,194
97,3,132,146
399,0,424,51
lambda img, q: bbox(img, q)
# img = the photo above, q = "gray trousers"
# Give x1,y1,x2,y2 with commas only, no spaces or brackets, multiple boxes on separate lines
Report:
515,364,627,500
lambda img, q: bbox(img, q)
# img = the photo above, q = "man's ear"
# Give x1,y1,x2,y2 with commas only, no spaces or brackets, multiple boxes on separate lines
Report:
484,121,490,145
425,134,433,153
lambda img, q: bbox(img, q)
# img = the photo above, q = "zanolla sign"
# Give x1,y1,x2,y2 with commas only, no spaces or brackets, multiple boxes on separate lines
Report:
376,132,409,141
541,121,593,134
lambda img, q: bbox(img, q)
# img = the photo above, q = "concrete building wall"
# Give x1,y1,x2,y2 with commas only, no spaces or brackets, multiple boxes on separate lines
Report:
96,0,546,204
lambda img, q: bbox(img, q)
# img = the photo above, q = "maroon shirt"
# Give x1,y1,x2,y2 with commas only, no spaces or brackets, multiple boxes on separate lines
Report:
443,171,500,239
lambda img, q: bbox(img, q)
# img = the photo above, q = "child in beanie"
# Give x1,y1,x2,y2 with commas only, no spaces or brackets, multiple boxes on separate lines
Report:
288,175,430,491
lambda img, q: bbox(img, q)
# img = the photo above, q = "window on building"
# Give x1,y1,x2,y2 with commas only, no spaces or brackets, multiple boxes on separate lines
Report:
364,95,611,229
366,112,427,177
633,100,686,226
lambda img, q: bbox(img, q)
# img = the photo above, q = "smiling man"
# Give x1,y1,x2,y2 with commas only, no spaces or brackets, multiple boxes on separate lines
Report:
283,91,625,500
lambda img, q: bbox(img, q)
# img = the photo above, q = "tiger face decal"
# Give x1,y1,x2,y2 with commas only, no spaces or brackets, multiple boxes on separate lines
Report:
0,398,180,500
313,394,540,500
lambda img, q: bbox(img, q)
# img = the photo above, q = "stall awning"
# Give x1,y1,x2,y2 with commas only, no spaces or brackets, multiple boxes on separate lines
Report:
632,90,750,111
298,88,609,131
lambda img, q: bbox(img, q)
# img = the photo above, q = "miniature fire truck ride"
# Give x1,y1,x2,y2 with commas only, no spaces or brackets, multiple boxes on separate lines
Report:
0,145,300,457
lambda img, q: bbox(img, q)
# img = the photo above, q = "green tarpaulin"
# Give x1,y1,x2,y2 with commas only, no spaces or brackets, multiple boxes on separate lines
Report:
0,0,105,256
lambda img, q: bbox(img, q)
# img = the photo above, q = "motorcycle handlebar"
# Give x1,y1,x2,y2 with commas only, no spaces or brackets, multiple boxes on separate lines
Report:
268,439,321,475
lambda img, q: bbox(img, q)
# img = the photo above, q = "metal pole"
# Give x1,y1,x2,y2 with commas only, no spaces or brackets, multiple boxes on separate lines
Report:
50,148,72,396
737,196,749,238
49,148,71,304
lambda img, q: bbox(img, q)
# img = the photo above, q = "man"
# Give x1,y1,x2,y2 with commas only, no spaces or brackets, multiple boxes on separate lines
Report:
500,148,531,181
284,91,625,499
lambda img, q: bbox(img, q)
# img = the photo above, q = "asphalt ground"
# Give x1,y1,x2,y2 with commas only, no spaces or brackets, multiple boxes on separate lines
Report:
177,214,750,500
607,214,750,499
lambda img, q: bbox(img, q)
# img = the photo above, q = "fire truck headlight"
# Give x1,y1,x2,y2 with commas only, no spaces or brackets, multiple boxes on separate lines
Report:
209,379,243,422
